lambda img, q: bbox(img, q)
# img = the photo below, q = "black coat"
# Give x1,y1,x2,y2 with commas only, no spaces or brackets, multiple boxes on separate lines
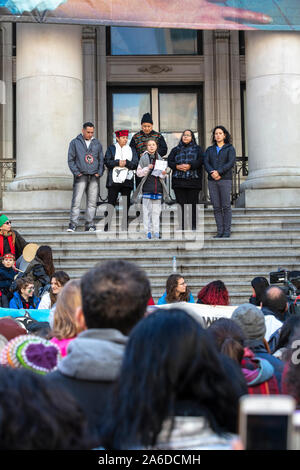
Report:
204,143,236,180
104,144,138,189
168,142,204,190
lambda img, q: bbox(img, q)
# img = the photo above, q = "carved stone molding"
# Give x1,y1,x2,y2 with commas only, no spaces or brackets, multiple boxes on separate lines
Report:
138,64,173,74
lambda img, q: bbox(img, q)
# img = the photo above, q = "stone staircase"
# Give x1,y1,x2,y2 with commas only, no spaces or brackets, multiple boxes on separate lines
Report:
5,207,300,305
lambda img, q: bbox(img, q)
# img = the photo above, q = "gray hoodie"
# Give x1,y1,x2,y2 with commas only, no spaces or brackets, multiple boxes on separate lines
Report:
57,329,127,381
68,134,104,177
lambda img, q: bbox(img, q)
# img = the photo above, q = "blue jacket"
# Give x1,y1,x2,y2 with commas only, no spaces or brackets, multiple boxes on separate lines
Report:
9,291,40,310
0,265,16,290
204,143,236,180
157,291,195,305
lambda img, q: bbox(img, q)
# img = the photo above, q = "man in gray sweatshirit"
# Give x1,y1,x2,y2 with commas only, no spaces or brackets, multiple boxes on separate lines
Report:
67,122,104,232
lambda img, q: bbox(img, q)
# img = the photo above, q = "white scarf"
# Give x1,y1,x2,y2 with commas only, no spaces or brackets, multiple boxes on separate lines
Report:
114,143,133,180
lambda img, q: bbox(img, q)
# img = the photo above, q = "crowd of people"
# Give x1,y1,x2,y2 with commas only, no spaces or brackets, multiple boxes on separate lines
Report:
66,114,236,239
0,246,299,450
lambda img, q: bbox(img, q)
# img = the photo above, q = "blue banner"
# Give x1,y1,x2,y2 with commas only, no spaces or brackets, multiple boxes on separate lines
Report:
0,0,299,31
0,307,50,323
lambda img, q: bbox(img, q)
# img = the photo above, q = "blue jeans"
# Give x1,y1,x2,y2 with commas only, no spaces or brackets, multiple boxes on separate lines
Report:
208,179,232,234
69,174,99,227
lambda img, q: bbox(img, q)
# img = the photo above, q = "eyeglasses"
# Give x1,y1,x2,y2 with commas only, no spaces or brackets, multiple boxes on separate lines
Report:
3,221,11,225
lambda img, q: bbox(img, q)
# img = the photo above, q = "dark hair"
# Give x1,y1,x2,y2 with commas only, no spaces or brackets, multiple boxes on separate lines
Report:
166,273,191,303
197,280,229,306
179,129,197,145
274,315,300,355
211,125,231,145
208,318,246,364
251,276,270,306
50,271,70,307
0,368,95,449
261,286,288,317
16,276,34,293
282,325,300,404
100,309,242,449
81,260,151,335
36,246,55,278
83,122,94,129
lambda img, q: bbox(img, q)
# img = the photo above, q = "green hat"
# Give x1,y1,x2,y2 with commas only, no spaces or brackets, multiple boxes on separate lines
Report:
0,214,9,227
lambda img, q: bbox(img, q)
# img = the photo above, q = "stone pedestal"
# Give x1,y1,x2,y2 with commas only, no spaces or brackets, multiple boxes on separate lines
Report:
3,23,83,210
239,31,300,208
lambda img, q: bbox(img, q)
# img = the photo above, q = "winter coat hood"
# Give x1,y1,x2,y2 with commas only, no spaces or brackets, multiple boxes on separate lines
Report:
57,328,127,381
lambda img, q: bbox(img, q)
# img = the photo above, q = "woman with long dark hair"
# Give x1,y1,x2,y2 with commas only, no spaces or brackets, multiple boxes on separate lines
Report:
24,245,55,297
157,273,195,305
204,126,236,238
249,276,269,306
197,280,229,306
168,130,204,231
100,309,245,450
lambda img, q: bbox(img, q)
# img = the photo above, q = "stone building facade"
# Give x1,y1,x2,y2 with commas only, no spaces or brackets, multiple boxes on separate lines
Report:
0,23,299,209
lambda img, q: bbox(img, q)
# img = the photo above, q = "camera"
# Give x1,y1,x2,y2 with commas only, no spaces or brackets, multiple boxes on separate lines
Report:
269,268,300,315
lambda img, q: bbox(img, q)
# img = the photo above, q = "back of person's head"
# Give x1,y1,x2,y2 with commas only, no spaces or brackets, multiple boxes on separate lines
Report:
231,303,266,342
261,285,288,317
80,260,151,335
0,334,61,374
52,279,81,340
0,367,95,449
197,280,229,306
275,315,300,356
251,276,270,306
208,318,246,364
101,308,241,449
36,245,55,278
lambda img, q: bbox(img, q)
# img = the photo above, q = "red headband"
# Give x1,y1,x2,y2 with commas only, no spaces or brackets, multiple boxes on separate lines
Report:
115,130,129,138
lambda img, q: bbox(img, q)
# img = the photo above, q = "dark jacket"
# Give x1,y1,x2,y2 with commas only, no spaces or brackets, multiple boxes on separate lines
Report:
130,130,167,158
24,256,51,297
204,143,236,181
45,329,127,445
0,230,28,260
9,290,40,310
0,265,16,292
168,141,204,190
104,144,138,189
245,339,284,391
68,134,104,177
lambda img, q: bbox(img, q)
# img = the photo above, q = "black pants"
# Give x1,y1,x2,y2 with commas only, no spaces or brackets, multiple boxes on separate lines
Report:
105,186,132,231
174,188,200,230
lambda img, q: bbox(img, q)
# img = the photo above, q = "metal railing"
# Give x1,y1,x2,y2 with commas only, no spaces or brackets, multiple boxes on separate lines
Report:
0,159,16,208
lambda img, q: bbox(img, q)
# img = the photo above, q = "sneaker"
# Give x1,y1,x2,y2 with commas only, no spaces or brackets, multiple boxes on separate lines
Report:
213,233,223,238
222,232,231,238
154,232,160,239
85,226,96,232
67,224,76,232
147,232,152,239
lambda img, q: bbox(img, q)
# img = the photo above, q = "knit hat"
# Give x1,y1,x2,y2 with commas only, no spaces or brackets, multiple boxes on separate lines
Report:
0,318,27,341
115,130,129,138
141,113,153,125
0,214,9,228
0,334,62,375
231,303,266,341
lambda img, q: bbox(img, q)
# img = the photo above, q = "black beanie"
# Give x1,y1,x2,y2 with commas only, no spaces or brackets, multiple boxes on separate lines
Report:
141,113,153,125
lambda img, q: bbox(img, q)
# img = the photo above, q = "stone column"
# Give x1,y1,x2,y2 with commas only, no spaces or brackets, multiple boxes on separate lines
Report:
239,31,300,208
3,23,83,210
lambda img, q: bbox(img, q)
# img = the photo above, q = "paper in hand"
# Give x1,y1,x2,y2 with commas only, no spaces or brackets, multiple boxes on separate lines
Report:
152,160,167,177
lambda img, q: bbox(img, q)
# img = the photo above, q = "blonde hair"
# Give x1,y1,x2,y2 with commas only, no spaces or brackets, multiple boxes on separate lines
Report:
52,279,81,340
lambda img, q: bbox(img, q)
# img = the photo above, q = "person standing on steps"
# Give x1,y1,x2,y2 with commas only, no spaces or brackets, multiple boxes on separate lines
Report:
67,122,104,232
104,130,138,232
130,113,168,188
204,126,236,238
